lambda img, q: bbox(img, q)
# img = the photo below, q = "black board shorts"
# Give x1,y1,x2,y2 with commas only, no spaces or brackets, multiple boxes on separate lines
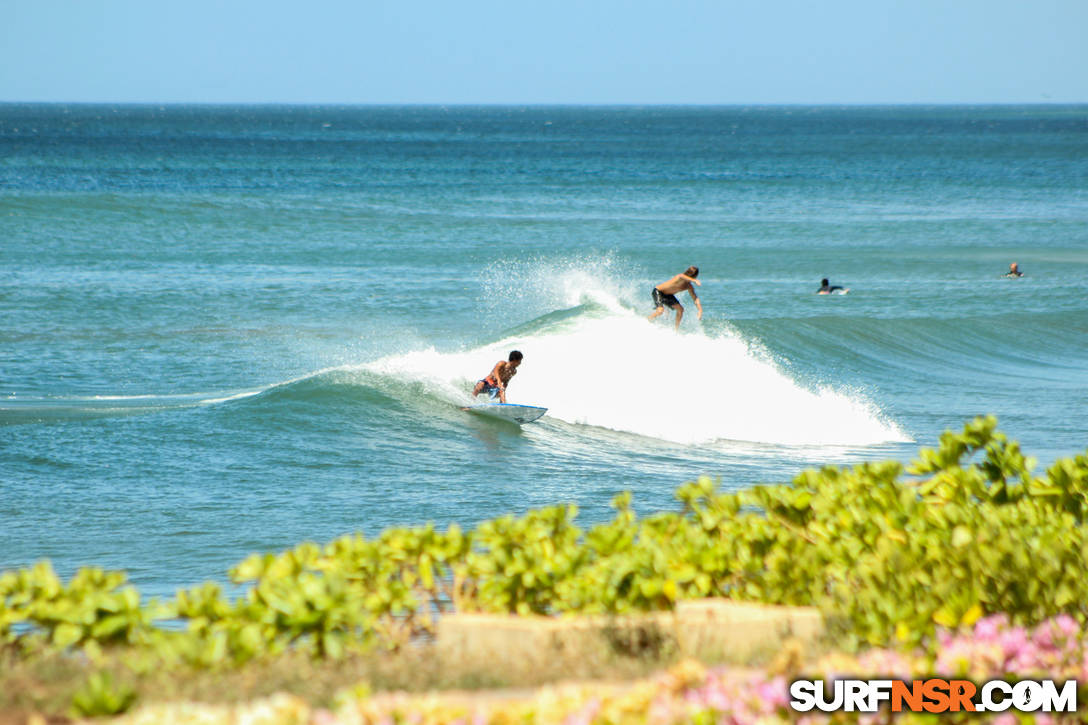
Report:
652,287,680,309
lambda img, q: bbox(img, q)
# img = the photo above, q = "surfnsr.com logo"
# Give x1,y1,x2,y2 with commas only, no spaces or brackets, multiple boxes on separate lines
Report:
790,679,1077,714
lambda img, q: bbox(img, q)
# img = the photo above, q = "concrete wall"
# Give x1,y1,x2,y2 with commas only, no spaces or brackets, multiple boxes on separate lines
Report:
436,599,823,670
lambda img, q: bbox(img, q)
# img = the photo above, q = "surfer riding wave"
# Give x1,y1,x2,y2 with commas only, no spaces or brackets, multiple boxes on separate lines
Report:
472,350,523,403
648,266,702,329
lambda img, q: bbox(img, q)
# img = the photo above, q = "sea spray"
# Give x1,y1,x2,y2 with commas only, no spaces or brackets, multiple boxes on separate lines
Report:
479,253,644,322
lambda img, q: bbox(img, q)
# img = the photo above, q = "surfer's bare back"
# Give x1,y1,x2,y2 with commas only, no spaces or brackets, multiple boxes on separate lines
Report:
472,350,523,404
648,266,703,329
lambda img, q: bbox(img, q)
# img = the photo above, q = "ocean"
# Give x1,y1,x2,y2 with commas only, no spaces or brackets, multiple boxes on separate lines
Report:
2,104,1086,599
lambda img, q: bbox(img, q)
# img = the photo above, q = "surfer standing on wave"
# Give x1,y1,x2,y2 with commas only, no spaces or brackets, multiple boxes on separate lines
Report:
472,350,522,404
648,266,702,330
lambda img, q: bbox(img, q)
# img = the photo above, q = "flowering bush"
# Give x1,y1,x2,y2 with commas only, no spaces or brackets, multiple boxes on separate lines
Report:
934,614,1086,682
107,618,1088,724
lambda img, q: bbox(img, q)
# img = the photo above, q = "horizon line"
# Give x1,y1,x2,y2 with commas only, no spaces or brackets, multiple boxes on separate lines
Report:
2,100,1086,108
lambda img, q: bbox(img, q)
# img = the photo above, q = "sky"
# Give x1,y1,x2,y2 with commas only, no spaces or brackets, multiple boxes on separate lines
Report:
2,0,1087,104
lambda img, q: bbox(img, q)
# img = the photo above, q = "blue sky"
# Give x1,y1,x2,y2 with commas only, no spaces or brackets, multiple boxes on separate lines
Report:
3,0,1086,104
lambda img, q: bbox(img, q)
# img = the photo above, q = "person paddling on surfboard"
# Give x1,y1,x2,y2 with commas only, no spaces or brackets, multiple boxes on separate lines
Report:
648,266,702,330
817,278,849,294
472,350,523,404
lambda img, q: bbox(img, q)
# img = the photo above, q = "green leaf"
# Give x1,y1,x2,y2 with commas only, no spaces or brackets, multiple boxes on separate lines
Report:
53,622,83,647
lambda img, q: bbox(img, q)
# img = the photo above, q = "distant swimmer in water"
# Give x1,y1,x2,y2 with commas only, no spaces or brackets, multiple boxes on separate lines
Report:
818,278,849,294
1003,262,1024,278
472,350,523,404
648,266,702,330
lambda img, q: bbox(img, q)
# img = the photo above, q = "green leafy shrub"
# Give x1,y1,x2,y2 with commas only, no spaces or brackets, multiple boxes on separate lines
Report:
4,416,1088,666
0,561,168,657
70,671,137,717
718,416,1088,645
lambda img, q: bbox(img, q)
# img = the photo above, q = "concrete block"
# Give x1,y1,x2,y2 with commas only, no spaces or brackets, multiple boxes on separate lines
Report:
436,600,823,670
675,599,823,662
436,610,676,672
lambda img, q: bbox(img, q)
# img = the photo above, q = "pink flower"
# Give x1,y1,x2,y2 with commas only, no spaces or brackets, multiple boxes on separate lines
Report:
1055,613,1079,638
975,614,1008,640
1032,622,1055,650
563,697,601,725
705,687,730,712
755,677,789,710
311,710,340,725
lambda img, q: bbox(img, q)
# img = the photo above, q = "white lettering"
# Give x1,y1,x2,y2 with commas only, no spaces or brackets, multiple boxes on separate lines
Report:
792,678,1078,715
868,680,894,712
1039,680,1077,713
789,680,817,712
844,680,868,712
816,680,844,712
1013,681,1044,712
981,680,1012,712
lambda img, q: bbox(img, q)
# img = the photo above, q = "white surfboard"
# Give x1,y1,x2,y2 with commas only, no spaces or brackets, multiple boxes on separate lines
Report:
462,403,548,425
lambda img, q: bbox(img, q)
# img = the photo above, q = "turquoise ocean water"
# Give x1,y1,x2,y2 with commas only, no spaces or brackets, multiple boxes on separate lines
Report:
2,105,1087,598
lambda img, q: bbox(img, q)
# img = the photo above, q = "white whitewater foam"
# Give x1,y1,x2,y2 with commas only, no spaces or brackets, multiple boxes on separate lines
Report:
363,305,909,447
